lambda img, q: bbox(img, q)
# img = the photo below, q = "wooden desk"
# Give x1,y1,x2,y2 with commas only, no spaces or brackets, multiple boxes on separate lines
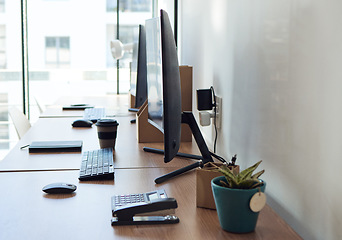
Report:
0,94,302,239
0,116,200,172
0,169,301,240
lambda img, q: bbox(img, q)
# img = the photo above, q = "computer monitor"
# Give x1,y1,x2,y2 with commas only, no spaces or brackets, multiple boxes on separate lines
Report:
144,10,214,184
145,15,182,163
130,25,147,110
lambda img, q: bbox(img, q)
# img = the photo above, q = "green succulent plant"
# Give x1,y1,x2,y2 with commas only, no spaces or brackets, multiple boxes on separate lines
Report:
215,160,264,189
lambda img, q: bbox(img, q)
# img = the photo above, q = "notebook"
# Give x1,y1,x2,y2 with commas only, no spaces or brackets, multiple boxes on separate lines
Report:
28,140,83,153
62,104,94,110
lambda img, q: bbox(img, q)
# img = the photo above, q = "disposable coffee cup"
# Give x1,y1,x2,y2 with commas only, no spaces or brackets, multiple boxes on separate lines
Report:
95,119,119,149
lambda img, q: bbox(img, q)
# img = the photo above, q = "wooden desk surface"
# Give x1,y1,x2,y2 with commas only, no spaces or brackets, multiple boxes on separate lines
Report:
0,169,301,240
0,116,201,172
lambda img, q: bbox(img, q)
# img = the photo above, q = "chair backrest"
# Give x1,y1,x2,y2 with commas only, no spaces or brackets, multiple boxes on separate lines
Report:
34,96,46,114
9,107,31,139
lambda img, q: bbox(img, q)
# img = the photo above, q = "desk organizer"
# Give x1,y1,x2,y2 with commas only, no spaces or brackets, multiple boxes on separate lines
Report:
196,162,239,209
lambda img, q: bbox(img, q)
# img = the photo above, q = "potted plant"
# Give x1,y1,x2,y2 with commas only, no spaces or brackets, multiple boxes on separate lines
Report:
211,160,266,233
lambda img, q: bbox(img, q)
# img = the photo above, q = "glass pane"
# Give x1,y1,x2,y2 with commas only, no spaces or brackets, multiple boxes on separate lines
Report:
28,2,121,115
0,39,6,51
45,47,57,63
26,0,156,121
0,2,23,160
46,37,56,47
59,48,70,63
59,37,69,49
106,0,117,12
0,53,6,68
0,0,5,13
117,0,154,93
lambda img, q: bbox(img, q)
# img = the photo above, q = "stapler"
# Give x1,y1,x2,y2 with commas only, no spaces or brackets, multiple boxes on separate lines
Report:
111,198,179,226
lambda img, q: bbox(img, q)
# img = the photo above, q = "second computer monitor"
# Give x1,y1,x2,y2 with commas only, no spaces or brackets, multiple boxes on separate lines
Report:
130,25,147,109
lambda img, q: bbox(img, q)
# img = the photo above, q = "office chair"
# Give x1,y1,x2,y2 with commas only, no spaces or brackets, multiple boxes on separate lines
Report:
8,107,31,139
34,96,46,114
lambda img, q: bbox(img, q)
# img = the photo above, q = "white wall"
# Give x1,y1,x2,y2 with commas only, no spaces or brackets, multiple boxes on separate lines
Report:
180,0,342,239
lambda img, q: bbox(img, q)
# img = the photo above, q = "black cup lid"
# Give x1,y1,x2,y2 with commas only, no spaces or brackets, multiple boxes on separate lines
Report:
95,119,119,127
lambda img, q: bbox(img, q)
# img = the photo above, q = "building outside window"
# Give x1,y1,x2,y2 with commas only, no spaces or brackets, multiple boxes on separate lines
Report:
0,25,6,69
107,0,151,12
0,0,158,159
0,0,5,12
45,37,70,68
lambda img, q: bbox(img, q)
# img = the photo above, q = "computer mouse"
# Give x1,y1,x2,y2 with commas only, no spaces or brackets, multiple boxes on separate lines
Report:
72,119,93,128
42,183,77,194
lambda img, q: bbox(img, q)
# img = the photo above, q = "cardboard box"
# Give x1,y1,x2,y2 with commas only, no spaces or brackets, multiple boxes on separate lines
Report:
196,162,239,209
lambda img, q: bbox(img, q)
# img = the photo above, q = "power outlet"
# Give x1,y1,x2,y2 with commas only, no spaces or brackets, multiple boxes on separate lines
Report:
214,96,222,129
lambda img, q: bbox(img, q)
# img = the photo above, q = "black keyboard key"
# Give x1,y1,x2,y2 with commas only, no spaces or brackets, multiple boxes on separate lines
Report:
78,148,114,181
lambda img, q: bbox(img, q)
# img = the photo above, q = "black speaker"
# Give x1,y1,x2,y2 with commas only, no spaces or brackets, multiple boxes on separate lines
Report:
197,89,213,111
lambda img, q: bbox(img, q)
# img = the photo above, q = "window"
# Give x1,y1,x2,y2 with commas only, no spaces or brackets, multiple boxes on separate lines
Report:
0,93,9,150
0,25,6,69
107,0,152,12
45,37,70,68
0,0,4,12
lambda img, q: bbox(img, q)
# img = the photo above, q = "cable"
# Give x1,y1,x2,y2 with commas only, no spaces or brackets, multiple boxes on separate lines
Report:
210,86,218,153
210,152,237,167
210,151,227,164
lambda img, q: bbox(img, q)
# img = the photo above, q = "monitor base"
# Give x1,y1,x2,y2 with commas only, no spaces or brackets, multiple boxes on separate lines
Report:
143,111,213,184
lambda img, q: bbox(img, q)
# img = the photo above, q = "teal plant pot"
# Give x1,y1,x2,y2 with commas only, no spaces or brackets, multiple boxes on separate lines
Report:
211,176,266,233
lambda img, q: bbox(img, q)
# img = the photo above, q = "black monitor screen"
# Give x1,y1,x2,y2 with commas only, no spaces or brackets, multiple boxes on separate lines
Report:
130,25,147,109
143,10,213,183
130,37,138,97
146,17,164,131
146,10,182,163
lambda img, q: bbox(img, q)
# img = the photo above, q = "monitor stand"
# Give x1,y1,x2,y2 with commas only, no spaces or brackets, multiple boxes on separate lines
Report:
143,111,213,184
129,108,139,112
129,108,139,123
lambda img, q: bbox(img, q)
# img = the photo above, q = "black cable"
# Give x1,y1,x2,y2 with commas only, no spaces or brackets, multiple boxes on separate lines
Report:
210,151,227,164
210,86,218,153
210,152,237,167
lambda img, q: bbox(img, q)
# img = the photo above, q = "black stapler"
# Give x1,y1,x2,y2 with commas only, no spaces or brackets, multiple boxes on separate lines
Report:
111,198,179,226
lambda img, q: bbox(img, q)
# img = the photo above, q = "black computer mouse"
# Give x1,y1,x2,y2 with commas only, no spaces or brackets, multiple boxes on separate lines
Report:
42,183,77,194
72,119,93,128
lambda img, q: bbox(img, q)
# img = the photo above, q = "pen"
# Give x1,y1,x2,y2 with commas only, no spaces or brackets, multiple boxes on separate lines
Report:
20,144,30,149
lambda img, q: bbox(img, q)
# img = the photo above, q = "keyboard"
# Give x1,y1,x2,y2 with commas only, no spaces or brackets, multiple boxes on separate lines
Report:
83,108,106,123
79,148,114,181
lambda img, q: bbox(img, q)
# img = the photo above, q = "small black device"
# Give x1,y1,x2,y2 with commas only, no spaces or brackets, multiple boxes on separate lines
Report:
83,108,106,123
111,189,178,226
111,189,173,215
28,140,83,153
197,89,213,111
78,148,114,181
42,183,77,194
72,119,93,128
63,104,94,110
